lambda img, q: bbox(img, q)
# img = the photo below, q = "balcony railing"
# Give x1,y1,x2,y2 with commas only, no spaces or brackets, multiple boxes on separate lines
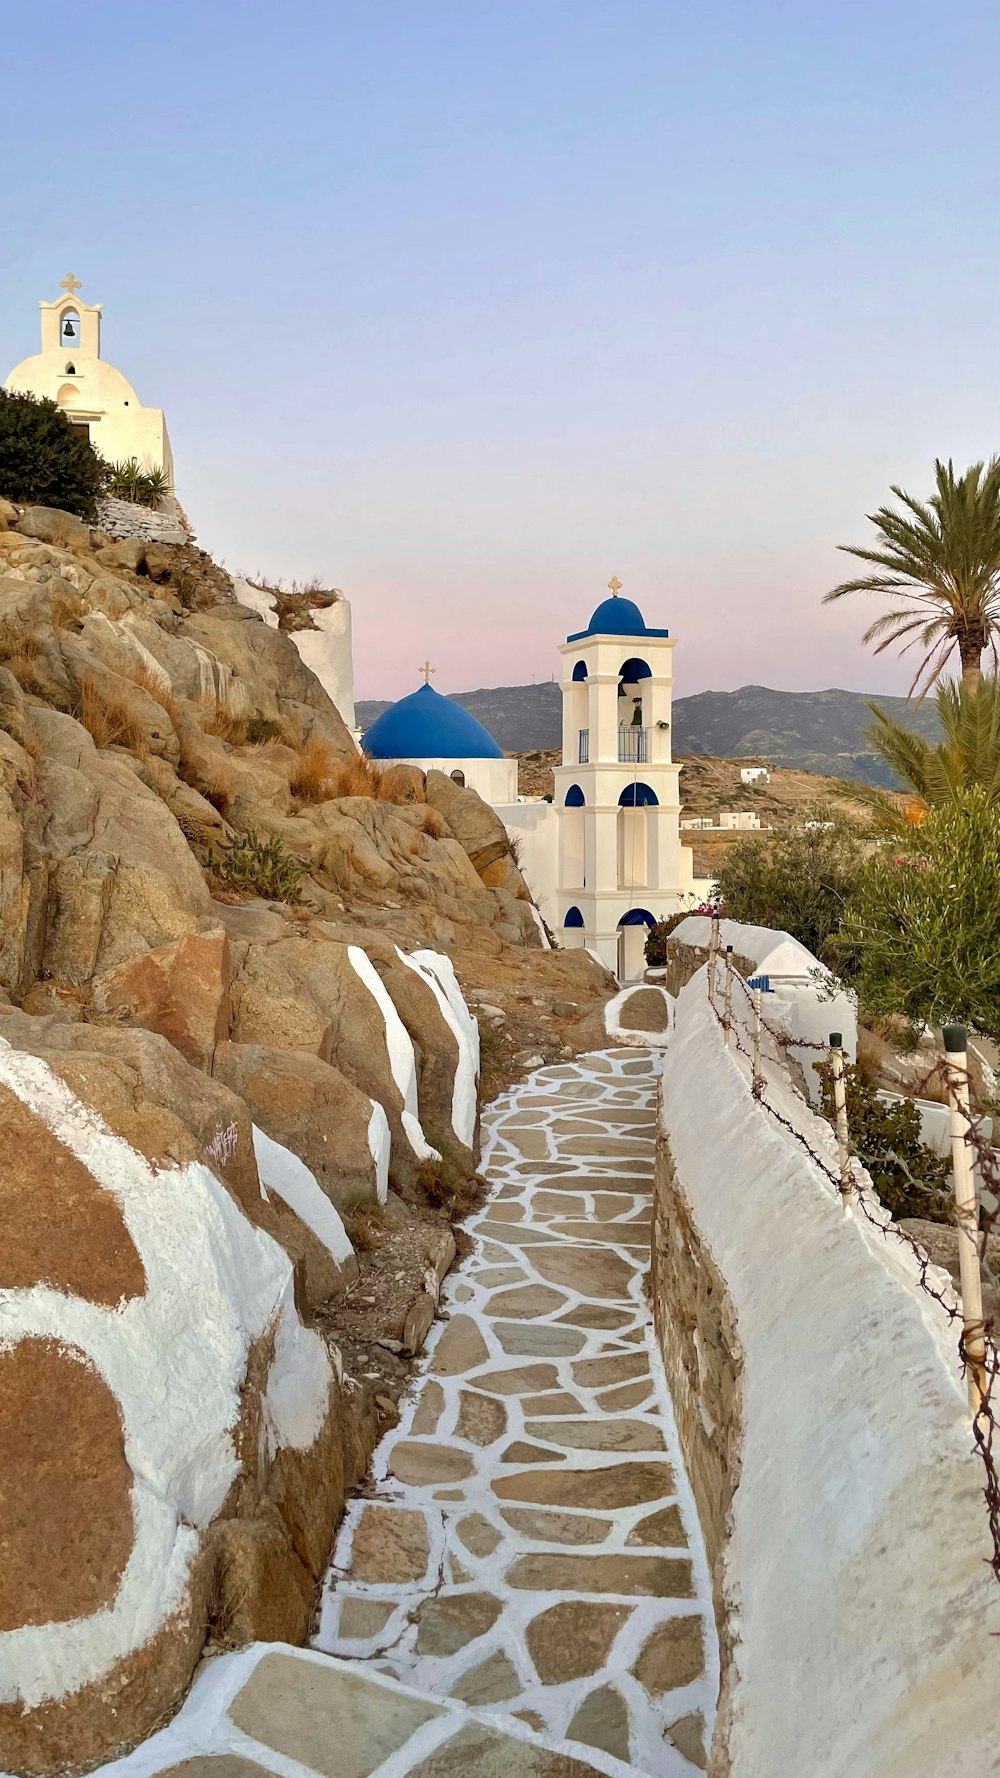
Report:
618,725,650,763
578,728,590,764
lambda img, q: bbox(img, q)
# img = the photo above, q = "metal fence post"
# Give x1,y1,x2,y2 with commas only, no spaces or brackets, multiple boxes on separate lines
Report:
944,1024,988,1418
829,1033,853,1212
752,985,763,1097
708,914,720,1005
723,945,734,1048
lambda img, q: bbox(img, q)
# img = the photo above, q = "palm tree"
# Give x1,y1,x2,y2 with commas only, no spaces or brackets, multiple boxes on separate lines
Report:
862,675,1000,813
825,457,1000,693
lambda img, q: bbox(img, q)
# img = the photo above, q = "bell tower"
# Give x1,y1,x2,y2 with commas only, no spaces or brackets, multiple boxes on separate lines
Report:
553,579,693,978
40,272,102,360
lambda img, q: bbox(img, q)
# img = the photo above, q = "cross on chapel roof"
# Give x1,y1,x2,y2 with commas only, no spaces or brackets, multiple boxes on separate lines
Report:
418,660,436,685
60,273,82,295
607,575,623,594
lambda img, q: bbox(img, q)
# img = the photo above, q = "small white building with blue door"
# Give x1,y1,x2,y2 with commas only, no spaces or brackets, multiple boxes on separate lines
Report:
550,582,699,978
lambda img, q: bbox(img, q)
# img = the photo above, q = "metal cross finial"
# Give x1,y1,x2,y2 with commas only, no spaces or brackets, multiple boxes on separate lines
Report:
607,575,623,595
60,273,82,294
419,660,435,685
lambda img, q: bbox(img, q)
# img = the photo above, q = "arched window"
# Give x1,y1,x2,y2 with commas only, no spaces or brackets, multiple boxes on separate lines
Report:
450,768,466,786
618,657,652,681
64,362,76,375
60,308,81,346
571,660,588,682
619,783,658,807
618,908,656,927
564,906,585,927
564,784,585,807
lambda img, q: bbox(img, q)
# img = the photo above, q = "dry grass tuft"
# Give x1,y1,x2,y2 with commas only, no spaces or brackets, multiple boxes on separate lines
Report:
77,676,148,755
331,750,388,799
198,696,250,746
290,734,344,804
855,1024,895,1085
421,805,447,839
115,654,182,724
342,1204,389,1252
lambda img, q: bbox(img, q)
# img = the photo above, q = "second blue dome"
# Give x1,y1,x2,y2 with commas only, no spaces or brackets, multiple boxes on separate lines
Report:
363,682,504,760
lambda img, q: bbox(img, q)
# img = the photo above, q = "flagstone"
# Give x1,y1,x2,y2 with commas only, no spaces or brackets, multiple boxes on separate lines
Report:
449,1651,522,1705
572,1352,649,1388
595,1379,654,1412
470,1363,560,1394
665,1711,708,1769
413,1592,503,1656
472,1265,529,1287
567,1684,631,1763
410,1380,446,1435
524,1418,665,1453
430,1315,490,1377
557,1304,635,1331
485,1284,567,1318
456,1513,503,1558
632,1615,705,1690
507,1551,693,1597
495,1323,586,1358
492,1460,674,1510
501,1507,614,1546
157,1762,273,1777
500,1441,566,1465
338,1597,397,1640
485,1202,526,1223
627,1503,687,1547
229,1656,441,1778
405,1721,612,1777
525,1601,631,1683
521,1390,587,1416
349,1506,431,1584
389,1442,475,1486
456,1390,508,1447
545,1220,649,1249
531,1243,635,1300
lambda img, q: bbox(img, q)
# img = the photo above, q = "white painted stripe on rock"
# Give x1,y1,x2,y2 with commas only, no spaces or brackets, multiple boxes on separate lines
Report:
396,947,479,1150
348,945,440,1161
367,1101,391,1204
252,1125,355,1263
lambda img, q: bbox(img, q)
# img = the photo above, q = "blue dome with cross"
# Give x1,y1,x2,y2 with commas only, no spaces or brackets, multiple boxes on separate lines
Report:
363,682,504,760
567,579,670,643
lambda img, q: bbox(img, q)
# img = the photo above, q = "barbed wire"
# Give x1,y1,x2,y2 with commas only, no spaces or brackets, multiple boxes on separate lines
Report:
704,951,1000,1586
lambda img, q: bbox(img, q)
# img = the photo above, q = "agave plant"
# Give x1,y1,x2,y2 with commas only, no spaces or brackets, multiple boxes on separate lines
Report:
106,458,168,509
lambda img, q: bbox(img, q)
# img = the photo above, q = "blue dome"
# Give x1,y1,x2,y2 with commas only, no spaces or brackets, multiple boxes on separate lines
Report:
364,682,504,760
586,594,648,636
567,592,670,643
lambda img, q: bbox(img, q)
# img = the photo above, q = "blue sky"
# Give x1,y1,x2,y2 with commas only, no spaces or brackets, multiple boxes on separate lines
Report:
3,1,999,700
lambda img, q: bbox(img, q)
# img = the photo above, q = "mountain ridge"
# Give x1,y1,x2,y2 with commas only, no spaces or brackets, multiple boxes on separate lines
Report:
356,681,941,786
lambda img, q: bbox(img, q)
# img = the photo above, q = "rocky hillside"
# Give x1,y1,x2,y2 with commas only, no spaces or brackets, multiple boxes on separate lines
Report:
364,681,941,784
0,500,615,1774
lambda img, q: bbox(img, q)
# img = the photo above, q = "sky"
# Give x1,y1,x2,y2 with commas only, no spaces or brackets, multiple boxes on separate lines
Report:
3,1,1000,702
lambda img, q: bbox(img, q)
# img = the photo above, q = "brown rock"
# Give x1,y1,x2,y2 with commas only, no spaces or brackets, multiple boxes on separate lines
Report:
572,1352,650,1388
410,1379,445,1435
91,927,232,1070
524,1418,664,1453
493,1460,674,1510
337,1597,396,1640
209,1515,315,1643
495,1323,586,1357
486,1283,567,1318
229,1653,441,1778
457,1514,503,1557
526,1601,631,1683
0,1080,145,1303
665,1712,708,1769
449,1651,521,1704
632,1615,705,1691
470,1363,560,1395
350,1506,430,1584
423,771,512,873
14,505,91,549
214,1042,382,1211
407,1721,610,1778
0,1339,133,1632
500,1441,565,1465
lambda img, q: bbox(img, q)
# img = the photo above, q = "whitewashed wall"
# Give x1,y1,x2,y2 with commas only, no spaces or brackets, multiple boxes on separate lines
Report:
660,970,1000,1778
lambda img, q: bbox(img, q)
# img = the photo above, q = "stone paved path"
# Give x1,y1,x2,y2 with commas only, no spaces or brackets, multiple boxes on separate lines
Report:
314,1049,717,1776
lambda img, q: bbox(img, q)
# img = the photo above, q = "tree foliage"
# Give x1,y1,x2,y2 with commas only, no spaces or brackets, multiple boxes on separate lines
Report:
818,1062,952,1222
862,675,1000,811
0,389,107,520
834,787,1000,1041
825,457,1000,690
712,811,867,966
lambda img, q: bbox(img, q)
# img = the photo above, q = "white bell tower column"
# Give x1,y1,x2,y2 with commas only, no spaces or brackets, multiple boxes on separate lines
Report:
553,579,692,978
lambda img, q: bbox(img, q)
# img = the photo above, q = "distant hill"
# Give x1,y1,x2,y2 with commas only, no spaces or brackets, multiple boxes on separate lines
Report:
356,681,941,787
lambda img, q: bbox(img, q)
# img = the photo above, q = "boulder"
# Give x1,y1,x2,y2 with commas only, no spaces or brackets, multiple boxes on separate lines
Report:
90,928,233,1071
13,506,91,551
424,769,512,873
0,1032,348,1774
214,1043,387,1211
184,607,355,753
0,496,17,531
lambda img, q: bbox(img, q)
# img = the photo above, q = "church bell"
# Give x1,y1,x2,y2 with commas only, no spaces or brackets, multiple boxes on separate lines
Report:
62,320,76,340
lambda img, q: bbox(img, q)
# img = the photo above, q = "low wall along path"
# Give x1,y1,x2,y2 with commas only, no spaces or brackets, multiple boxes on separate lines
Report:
99,1050,717,1778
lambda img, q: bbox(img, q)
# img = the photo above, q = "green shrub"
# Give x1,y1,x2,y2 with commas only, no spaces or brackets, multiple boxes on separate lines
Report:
209,829,308,903
818,1061,952,1221
0,388,108,519
714,809,867,966
834,787,1000,1041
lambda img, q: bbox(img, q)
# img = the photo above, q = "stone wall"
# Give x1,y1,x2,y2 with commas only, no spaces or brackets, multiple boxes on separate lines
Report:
655,968,1000,1778
96,493,189,546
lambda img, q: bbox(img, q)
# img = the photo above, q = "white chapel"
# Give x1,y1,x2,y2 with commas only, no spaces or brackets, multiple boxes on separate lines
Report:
4,275,174,485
